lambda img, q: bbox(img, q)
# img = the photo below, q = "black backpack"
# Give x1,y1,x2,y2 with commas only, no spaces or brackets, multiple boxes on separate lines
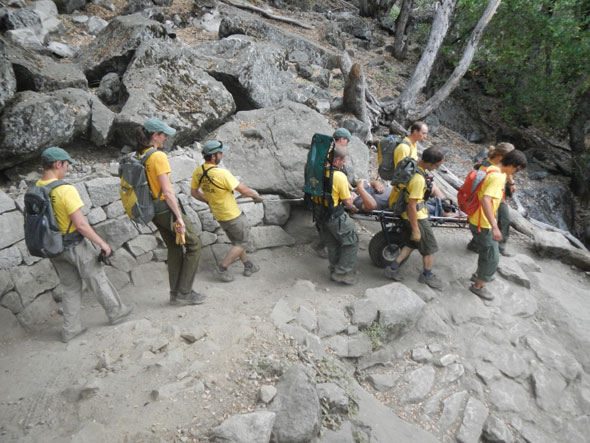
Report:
388,158,432,216
377,135,410,180
24,180,73,258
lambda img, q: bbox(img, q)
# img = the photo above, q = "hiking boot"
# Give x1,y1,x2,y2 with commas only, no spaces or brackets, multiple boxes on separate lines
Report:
469,284,494,300
331,272,357,285
61,326,88,343
470,273,495,283
384,266,403,281
215,267,234,282
466,241,479,253
243,262,260,277
418,272,443,290
109,304,135,325
173,290,207,305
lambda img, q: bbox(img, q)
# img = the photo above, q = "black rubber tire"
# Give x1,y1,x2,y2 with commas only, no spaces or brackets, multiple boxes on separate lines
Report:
368,230,403,268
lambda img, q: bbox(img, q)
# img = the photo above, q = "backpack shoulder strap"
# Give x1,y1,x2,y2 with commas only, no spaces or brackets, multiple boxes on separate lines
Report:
42,180,72,235
140,148,158,164
199,165,225,190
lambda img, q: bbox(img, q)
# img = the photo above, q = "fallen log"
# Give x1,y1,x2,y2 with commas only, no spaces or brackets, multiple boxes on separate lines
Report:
221,0,314,30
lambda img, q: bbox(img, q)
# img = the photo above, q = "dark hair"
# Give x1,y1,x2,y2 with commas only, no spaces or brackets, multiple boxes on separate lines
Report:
41,157,56,170
422,147,445,164
203,153,214,162
501,150,527,169
135,126,155,151
410,121,426,134
487,142,514,159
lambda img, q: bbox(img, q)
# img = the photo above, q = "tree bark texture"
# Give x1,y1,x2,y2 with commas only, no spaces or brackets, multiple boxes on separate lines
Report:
407,0,502,122
359,0,397,18
392,0,413,60
568,87,590,200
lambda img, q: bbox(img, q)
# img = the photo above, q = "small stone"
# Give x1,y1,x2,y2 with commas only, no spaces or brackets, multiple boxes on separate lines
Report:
259,385,277,404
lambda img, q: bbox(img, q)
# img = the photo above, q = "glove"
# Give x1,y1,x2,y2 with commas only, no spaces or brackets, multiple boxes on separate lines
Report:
253,196,264,204
173,221,186,245
411,229,421,243
98,249,114,266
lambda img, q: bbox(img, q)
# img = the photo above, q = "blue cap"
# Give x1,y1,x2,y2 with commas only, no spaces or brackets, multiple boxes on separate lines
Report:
41,146,78,165
202,140,229,155
143,117,176,136
333,128,352,141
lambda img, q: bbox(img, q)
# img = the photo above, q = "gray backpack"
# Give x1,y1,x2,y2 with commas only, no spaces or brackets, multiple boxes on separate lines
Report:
377,136,410,180
24,180,72,258
388,157,428,216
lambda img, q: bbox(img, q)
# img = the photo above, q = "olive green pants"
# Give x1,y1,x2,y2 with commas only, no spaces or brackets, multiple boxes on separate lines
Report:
497,200,510,249
469,223,499,282
153,210,201,295
318,212,359,274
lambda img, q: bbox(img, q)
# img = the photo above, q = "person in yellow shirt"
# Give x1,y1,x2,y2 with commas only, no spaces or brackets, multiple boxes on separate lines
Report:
392,121,427,169
469,150,527,300
384,147,445,289
136,117,205,305
37,147,133,343
190,140,263,282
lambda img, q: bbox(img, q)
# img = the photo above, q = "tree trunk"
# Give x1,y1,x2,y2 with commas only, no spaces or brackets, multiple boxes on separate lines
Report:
359,0,397,18
390,0,458,125
568,87,590,200
407,0,502,122
392,0,413,60
340,53,372,135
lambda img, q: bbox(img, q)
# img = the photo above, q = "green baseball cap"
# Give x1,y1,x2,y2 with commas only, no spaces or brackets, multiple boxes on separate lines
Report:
333,128,352,141
202,140,229,156
41,147,78,165
143,117,176,136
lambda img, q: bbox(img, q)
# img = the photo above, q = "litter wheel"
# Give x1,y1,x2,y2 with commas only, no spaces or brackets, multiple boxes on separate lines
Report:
368,230,402,268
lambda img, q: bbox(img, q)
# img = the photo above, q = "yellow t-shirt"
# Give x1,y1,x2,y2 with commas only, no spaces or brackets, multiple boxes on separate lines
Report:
191,164,241,221
311,170,351,208
393,137,418,169
36,178,83,234
468,165,505,229
401,167,428,220
141,148,170,201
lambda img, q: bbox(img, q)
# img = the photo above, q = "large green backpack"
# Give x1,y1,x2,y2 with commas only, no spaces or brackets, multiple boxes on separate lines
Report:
303,133,337,222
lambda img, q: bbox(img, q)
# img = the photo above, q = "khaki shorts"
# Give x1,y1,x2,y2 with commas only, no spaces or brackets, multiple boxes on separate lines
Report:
219,212,250,249
402,218,438,256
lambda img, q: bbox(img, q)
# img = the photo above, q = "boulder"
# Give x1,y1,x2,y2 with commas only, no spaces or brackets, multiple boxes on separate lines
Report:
0,245,22,269
16,291,58,327
261,195,290,226
85,176,120,207
75,14,169,84
238,201,264,227
191,36,295,109
365,282,425,335
0,269,14,296
87,16,108,35
49,88,92,137
52,0,86,14
0,91,77,169
211,411,275,443
10,259,60,307
5,28,44,51
0,51,17,112
90,96,115,146
270,364,321,443
96,72,122,105
2,38,87,92
0,306,27,341
0,190,15,214
93,217,139,250
250,226,295,249
121,0,154,15
0,210,24,249
213,101,369,197
113,38,235,147
47,41,78,58
219,15,338,69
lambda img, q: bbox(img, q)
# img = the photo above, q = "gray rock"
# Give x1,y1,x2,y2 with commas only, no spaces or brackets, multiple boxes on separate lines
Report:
250,225,295,249
0,269,14,296
497,257,531,289
323,335,349,357
105,200,125,219
365,282,425,335
483,416,514,443
475,361,501,385
114,38,235,147
456,397,489,443
199,231,217,247
411,347,433,363
304,333,325,360
85,176,120,207
16,291,58,327
270,298,295,327
239,201,264,227
90,96,115,146
87,16,108,35
5,28,44,51
296,306,317,331
442,363,464,383
47,41,78,58
1,290,24,314
2,39,87,92
211,410,275,443
76,14,168,84
1,8,43,34
367,373,397,392
513,253,541,272
486,348,528,378
317,307,349,338
262,195,290,226
0,191,15,214
73,182,92,215
219,15,338,68
96,72,122,105
318,421,355,443
0,91,77,169
530,361,567,411
259,385,277,404
121,0,153,15
168,155,198,183
340,16,372,40
347,333,373,358
48,88,92,137
564,415,590,443
270,364,321,443
415,307,450,336
16,240,40,266
183,205,202,236
357,345,396,370
0,52,17,112
93,217,139,250
10,259,59,307
341,118,370,141
487,378,530,412
191,36,294,108
0,305,27,341
104,266,130,290
279,323,308,345
439,390,468,430
0,245,22,269
52,0,85,14
87,207,107,225
348,298,377,327
404,366,435,403
525,335,582,382
533,230,590,271
317,382,348,413
127,234,158,257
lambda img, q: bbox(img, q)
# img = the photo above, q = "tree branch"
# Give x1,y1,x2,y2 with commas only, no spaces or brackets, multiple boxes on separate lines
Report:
220,0,314,30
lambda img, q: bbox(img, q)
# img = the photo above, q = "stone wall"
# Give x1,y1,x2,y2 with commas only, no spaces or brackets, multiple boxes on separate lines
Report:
0,147,294,330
